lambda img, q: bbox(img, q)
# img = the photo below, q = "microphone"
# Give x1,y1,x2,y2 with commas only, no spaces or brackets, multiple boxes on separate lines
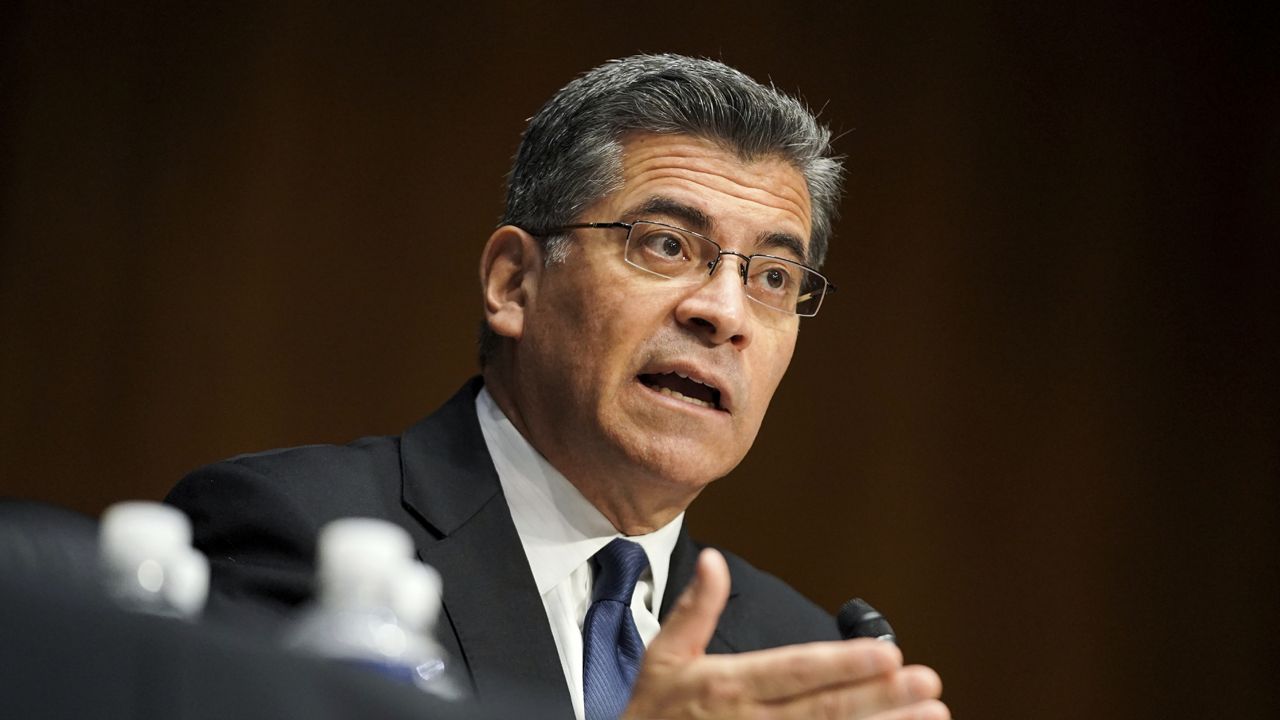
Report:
837,598,897,646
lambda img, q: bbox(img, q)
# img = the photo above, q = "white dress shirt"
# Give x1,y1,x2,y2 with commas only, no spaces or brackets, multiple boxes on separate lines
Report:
475,388,684,720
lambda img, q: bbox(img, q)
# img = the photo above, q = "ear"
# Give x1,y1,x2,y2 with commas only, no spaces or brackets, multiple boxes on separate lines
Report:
480,225,543,342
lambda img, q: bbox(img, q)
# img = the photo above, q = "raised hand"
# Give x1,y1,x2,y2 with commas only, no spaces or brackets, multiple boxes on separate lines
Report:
623,549,949,720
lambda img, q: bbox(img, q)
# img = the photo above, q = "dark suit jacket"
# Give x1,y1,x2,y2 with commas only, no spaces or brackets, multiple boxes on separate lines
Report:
168,378,839,717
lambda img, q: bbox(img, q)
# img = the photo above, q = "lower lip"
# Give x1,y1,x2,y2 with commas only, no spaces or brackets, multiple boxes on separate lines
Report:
635,378,729,417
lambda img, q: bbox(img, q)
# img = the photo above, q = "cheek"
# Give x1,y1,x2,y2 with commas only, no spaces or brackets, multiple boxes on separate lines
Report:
748,331,798,411
762,317,799,369
578,278,672,356
532,273,643,386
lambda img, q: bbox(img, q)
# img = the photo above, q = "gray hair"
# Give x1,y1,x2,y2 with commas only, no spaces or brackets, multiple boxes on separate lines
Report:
481,54,844,365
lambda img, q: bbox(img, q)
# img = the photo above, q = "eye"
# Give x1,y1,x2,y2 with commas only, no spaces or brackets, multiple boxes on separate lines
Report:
656,234,683,258
749,261,798,296
637,229,693,263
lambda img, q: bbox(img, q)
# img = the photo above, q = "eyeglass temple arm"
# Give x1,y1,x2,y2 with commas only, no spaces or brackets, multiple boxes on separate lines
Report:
796,282,837,305
553,222,631,232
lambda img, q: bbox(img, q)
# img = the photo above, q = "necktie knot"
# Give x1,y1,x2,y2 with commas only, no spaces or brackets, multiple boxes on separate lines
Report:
592,538,649,604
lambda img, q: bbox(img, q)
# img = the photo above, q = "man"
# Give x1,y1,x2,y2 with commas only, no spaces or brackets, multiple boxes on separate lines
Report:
169,55,948,720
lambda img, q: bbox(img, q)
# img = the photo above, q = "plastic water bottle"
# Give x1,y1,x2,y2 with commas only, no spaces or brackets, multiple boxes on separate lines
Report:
98,501,209,618
285,517,462,699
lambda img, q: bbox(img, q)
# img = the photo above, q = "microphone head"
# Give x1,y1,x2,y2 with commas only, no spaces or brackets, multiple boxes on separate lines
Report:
837,597,897,646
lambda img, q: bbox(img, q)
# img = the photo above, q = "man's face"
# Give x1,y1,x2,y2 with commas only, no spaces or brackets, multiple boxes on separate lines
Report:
505,132,813,505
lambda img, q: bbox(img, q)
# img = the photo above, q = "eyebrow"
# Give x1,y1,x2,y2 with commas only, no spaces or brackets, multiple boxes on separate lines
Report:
623,194,811,264
622,196,713,234
757,231,809,264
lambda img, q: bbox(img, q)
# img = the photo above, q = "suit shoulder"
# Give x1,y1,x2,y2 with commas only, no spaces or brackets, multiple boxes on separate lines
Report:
164,434,407,615
167,434,404,533
222,434,399,481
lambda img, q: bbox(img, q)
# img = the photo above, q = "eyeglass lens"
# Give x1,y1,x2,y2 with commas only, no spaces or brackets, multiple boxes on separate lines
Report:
623,222,826,316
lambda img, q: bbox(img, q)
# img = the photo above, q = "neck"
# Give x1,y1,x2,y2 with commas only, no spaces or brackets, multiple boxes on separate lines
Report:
574,480,695,536
481,367,701,535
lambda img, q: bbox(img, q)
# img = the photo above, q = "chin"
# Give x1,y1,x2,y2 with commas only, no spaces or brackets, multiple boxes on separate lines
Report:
620,433,746,491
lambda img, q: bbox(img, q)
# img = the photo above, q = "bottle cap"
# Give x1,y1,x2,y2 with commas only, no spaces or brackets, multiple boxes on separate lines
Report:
99,502,192,575
316,518,414,606
164,546,210,616
100,502,192,562
98,501,206,618
391,561,442,632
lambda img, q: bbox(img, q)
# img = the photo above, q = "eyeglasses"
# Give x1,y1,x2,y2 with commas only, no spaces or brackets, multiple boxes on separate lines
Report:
543,220,836,317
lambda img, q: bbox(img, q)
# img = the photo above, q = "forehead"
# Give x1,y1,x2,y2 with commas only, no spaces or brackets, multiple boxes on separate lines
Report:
609,133,813,252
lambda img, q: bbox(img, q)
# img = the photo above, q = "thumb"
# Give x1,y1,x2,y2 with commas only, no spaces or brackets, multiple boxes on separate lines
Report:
648,548,731,659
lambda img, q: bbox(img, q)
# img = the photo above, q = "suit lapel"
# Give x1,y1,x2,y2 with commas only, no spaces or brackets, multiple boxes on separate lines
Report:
662,524,738,654
397,379,574,716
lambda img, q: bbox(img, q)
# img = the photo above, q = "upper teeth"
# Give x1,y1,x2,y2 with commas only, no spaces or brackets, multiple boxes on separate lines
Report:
674,371,711,389
657,385,713,409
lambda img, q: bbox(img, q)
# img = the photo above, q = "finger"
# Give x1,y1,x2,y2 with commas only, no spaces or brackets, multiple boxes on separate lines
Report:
646,548,731,659
730,638,903,701
855,699,950,720
762,665,943,720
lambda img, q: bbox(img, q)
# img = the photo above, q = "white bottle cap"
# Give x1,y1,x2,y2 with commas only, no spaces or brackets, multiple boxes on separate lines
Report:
316,518,414,607
100,500,190,551
98,501,207,618
164,546,210,617
99,502,192,576
391,561,442,633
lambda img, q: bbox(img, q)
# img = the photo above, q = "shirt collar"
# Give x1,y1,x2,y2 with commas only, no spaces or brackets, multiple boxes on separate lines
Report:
475,387,684,609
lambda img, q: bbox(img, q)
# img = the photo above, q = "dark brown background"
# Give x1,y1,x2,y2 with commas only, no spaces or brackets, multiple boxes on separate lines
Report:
2,2,1276,718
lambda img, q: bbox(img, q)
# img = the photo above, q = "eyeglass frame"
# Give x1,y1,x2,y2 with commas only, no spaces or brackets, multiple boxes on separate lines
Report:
534,220,837,318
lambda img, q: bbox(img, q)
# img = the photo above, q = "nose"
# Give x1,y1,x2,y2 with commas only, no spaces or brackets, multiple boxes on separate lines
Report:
674,256,753,348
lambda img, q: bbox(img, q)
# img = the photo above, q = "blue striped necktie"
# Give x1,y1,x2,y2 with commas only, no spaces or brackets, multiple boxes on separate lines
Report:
582,538,650,720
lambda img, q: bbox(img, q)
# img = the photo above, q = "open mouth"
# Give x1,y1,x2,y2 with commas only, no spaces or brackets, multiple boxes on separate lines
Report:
637,372,723,411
